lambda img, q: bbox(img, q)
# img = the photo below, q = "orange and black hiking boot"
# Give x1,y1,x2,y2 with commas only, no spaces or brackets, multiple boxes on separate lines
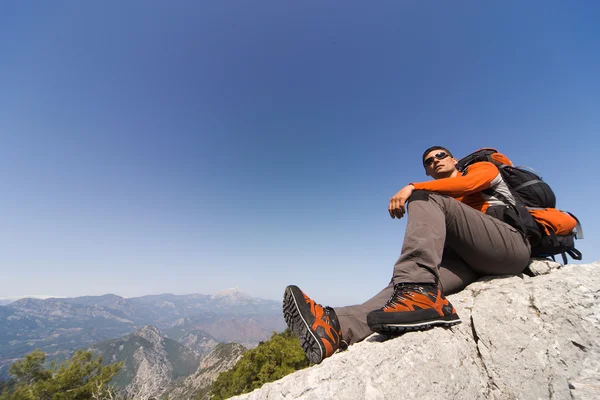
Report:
283,285,344,364
367,283,461,334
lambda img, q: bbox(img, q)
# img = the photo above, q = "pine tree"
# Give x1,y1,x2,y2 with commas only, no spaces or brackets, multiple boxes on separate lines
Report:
0,349,123,400
208,329,309,399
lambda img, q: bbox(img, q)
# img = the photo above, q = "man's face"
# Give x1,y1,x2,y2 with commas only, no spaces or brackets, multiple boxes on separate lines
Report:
423,149,458,179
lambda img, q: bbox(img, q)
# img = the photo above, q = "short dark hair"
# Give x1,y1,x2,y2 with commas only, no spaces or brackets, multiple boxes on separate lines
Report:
422,146,453,165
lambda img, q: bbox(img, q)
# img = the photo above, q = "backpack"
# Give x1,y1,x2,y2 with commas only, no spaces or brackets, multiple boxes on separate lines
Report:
528,208,583,263
456,148,583,264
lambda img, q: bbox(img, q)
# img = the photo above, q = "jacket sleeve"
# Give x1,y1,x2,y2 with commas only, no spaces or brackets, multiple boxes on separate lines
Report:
410,162,499,197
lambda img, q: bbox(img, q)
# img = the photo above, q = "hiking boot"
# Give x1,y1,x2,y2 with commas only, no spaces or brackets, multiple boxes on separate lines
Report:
367,283,461,334
283,285,344,364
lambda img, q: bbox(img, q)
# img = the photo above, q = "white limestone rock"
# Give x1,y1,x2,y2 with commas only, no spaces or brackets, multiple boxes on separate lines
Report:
525,257,563,276
232,262,600,400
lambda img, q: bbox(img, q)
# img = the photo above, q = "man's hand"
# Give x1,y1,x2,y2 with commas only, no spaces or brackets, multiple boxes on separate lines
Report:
388,184,414,219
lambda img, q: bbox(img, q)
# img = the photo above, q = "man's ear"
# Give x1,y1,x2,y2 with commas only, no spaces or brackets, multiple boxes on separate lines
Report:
425,168,431,177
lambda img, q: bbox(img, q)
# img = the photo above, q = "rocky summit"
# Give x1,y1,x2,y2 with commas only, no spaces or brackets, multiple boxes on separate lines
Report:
166,342,247,400
90,325,202,400
232,260,600,400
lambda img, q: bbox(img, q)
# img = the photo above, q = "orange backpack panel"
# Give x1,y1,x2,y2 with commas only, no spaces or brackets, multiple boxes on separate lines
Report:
489,152,513,167
528,208,577,236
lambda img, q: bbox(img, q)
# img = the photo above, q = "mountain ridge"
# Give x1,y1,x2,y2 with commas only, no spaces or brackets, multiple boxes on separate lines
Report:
90,325,202,399
0,290,286,379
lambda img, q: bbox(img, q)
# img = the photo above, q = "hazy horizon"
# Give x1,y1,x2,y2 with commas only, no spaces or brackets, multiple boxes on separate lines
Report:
0,286,273,303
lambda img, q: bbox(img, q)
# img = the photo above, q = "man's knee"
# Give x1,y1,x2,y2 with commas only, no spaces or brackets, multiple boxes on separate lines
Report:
407,191,457,217
409,190,449,203
409,190,432,202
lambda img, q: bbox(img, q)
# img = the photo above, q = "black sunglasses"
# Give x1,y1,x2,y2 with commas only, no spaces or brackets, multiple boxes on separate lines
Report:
424,152,449,166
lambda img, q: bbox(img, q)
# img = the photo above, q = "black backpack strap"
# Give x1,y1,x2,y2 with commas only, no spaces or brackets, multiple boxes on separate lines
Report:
567,248,582,261
499,165,545,191
456,148,498,172
512,180,544,191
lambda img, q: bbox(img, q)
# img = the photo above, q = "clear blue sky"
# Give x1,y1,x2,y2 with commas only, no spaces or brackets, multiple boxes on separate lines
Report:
1,1,598,306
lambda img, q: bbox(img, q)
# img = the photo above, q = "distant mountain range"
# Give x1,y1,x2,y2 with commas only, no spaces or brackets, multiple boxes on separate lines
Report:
0,289,285,379
0,295,63,306
89,325,246,399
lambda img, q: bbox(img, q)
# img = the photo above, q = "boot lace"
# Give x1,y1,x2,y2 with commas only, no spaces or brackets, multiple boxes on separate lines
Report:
384,283,435,308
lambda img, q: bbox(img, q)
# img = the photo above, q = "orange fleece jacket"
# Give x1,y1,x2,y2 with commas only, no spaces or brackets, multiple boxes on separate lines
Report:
410,162,500,213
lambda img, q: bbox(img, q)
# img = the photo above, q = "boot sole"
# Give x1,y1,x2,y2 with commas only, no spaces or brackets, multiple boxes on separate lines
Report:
370,316,462,335
283,286,325,364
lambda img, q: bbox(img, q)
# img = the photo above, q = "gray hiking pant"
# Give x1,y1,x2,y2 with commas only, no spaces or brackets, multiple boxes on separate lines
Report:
334,190,531,345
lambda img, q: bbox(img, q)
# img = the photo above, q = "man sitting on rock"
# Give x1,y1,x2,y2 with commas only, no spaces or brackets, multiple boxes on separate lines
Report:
283,146,533,364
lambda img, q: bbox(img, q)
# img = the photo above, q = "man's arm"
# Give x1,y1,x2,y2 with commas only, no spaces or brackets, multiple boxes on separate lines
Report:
389,184,414,219
388,162,499,219
410,162,498,197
